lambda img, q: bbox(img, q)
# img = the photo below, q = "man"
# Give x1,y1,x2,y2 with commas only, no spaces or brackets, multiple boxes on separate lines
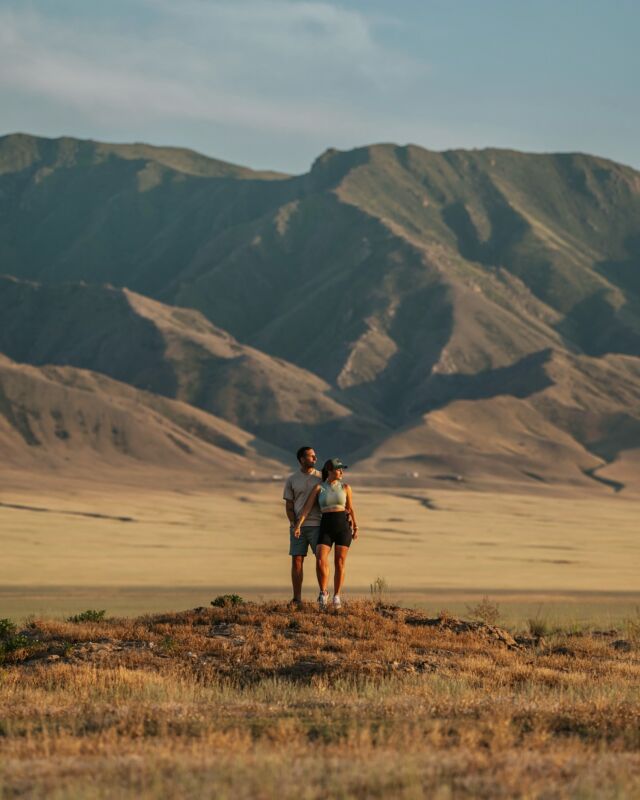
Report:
283,446,322,606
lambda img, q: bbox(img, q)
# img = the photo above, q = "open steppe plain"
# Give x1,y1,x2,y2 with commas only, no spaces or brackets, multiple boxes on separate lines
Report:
1,467,639,799
0,465,638,621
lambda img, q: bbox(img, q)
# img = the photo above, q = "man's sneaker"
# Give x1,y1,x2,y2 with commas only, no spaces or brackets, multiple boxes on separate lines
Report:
317,591,329,609
332,595,342,610
288,598,303,610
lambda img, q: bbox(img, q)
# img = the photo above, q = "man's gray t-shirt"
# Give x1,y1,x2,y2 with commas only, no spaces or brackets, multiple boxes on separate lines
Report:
283,469,322,526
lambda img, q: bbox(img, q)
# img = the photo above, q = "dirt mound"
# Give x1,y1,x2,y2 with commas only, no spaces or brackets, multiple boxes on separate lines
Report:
5,602,635,680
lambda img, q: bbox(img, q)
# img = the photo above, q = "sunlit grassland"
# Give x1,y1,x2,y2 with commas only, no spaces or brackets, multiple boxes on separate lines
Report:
2,669,640,799
1,470,639,617
1,472,638,796
1,601,639,798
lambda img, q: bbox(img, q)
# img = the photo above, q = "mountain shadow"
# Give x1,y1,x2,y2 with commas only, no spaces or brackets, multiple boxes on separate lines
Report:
556,290,640,357
596,234,640,299
0,276,179,397
415,349,556,415
441,188,530,268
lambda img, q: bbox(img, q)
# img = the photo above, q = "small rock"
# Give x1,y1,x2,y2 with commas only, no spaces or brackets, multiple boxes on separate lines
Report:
515,635,546,649
550,645,573,656
414,659,438,673
47,654,60,662
17,628,41,641
611,639,632,652
209,624,237,638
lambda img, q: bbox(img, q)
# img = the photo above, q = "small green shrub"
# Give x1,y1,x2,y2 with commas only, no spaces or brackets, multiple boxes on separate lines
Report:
67,609,106,623
0,619,30,656
211,594,245,608
0,635,30,654
0,618,17,638
160,635,178,653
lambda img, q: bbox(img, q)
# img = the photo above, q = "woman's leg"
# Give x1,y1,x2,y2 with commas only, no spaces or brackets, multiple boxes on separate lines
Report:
333,545,349,596
316,544,331,593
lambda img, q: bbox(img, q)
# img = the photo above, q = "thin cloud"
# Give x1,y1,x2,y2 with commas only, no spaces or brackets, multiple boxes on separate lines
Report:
0,2,429,137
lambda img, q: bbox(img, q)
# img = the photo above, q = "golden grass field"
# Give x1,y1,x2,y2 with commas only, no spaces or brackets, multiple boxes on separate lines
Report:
1,601,639,799
1,467,639,798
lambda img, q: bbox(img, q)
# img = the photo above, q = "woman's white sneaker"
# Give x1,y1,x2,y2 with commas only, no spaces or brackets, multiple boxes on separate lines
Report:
318,591,329,609
332,595,342,609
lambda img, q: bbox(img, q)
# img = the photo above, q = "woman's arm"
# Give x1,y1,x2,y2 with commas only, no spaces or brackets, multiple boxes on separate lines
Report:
345,484,358,540
293,485,321,536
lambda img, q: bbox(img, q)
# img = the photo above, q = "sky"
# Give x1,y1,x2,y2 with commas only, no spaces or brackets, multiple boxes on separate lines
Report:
1,0,638,174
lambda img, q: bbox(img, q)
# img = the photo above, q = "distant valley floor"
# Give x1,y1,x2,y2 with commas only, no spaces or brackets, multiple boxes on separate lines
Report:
1,467,639,620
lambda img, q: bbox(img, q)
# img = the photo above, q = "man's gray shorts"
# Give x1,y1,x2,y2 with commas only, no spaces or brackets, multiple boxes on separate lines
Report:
289,525,320,557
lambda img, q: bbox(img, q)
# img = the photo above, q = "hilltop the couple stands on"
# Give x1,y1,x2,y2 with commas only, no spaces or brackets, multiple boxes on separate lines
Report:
283,446,358,609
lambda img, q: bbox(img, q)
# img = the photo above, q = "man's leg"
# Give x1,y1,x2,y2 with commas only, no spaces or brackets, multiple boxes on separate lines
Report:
316,544,331,593
333,546,349,597
291,555,304,602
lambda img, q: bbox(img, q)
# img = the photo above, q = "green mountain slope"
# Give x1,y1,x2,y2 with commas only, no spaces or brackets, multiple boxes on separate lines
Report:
0,132,286,179
1,134,639,486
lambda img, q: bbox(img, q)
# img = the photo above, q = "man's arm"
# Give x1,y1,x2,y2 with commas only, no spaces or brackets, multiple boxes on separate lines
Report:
283,477,296,526
285,499,296,526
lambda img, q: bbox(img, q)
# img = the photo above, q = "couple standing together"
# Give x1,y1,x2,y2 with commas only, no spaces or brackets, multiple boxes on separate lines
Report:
283,446,359,609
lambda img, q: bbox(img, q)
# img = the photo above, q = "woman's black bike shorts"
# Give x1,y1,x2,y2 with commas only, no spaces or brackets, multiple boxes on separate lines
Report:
317,511,352,548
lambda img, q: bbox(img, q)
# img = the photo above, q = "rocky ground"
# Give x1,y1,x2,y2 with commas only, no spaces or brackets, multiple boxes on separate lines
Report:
3,599,637,677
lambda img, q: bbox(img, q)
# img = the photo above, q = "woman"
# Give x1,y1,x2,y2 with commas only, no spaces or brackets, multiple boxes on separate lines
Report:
293,457,358,609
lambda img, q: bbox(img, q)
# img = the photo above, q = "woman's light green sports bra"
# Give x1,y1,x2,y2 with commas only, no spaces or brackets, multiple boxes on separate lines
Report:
318,480,347,510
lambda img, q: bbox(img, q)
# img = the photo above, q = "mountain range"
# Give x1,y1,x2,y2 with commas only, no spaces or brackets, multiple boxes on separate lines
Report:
1,133,639,490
